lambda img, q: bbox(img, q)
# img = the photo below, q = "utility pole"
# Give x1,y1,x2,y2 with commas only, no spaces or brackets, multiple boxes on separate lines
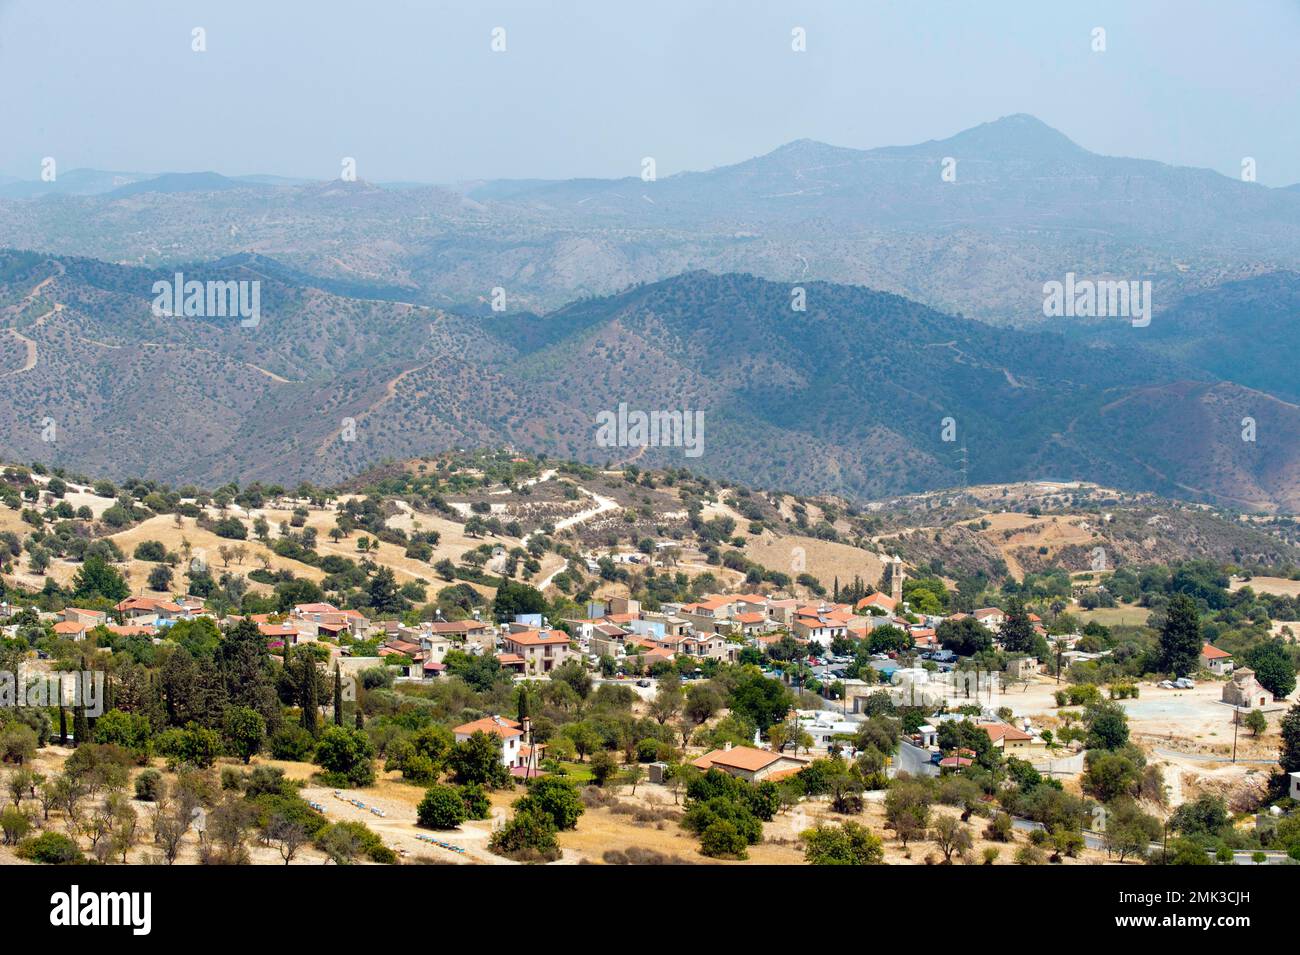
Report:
1232,708,1239,764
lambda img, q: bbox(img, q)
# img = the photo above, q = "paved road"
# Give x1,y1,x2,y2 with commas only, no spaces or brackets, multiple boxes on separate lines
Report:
1010,818,1287,865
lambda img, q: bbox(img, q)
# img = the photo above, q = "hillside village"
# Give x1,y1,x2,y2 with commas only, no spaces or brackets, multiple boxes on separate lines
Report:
1,452,1299,867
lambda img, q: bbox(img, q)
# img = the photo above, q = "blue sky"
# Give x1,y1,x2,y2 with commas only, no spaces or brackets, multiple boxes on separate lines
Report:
2,0,1298,185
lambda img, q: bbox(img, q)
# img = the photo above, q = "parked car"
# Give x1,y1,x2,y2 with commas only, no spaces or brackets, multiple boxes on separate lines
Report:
637,678,651,688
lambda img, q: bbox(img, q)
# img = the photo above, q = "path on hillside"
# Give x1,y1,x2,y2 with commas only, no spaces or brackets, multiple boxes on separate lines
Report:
531,482,620,589
313,361,425,456
300,783,512,866
2,302,62,376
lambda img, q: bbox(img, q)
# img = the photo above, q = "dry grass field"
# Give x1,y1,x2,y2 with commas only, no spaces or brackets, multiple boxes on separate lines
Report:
743,532,886,590
1230,576,1300,597
0,740,1128,868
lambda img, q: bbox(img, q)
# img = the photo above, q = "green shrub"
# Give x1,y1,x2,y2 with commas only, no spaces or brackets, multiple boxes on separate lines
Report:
17,831,84,864
1015,844,1046,865
269,726,317,762
155,723,221,768
315,820,396,864
800,822,884,865
683,796,762,845
134,768,163,801
417,785,467,829
314,726,375,787
459,783,491,820
489,808,560,863
699,819,748,859
513,777,584,831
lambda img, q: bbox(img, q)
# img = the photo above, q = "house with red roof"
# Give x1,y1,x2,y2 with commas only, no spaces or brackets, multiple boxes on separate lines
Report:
980,722,1035,754
972,607,1006,628
62,607,107,628
792,610,850,648
500,629,572,675
105,623,158,638
731,611,769,637
1200,643,1233,675
691,743,810,782
115,595,183,625
259,622,300,647
53,620,90,641
856,592,898,615
452,715,541,771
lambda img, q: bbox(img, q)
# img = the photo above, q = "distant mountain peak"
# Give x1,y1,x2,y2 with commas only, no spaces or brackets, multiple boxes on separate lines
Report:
731,137,862,173
935,113,1086,159
107,171,252,198
768,137,837,154
738,116,1085,173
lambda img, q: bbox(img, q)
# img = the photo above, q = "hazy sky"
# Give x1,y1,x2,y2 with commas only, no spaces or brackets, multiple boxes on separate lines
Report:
3,0,1298,185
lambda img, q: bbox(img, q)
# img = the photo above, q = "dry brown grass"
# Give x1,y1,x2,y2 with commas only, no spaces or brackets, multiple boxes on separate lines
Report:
743,532,885,590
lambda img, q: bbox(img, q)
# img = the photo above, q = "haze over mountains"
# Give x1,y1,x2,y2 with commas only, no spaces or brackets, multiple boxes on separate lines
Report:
0,114,1296,510
1,248,1297,512
3,115,1300,323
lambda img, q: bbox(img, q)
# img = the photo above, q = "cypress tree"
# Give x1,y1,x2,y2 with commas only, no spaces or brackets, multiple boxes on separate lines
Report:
58,705,67,745
145,671,167,731
1280,703,1300,775
355,708,364,730
72,706,89,747
300,656,319,735
333,664,343,727
1159,594,1202,677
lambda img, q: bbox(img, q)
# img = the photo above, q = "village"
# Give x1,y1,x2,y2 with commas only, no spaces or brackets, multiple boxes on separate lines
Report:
3,452,1299,869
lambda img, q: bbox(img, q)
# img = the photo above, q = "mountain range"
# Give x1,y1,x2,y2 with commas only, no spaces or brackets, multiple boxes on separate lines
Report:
3,115,1300,324
1,250,1296,511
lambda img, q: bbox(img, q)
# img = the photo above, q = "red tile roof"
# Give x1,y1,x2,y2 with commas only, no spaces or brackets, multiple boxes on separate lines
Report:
454,716,522,740
692,746,784,773
982,724,1033,743
106,624,157,637
503,629,569,647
